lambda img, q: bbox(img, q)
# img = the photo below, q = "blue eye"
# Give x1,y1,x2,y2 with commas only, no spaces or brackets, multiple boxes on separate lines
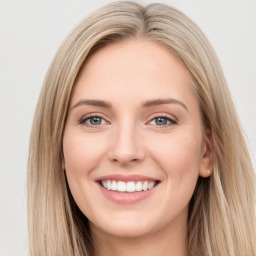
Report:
150,116,176,126
155,117,168,125
81,116,107,126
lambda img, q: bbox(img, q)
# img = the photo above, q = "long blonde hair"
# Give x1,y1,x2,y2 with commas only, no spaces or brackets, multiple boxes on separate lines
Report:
27,1,256,255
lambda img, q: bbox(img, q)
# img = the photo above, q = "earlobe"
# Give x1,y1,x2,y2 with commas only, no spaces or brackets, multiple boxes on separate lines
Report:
199,129,214,178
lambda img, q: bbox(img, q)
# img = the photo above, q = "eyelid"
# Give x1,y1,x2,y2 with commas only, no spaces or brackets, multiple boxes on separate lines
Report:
79,113,110,127
77,112,178,127
146,113,178,126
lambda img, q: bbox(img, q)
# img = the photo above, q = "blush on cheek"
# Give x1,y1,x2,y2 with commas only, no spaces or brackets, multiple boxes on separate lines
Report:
63,131,106,174
151,132,201,190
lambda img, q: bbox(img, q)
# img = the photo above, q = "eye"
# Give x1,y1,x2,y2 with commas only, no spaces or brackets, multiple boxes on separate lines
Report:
149,116,177,126
80,115,108,127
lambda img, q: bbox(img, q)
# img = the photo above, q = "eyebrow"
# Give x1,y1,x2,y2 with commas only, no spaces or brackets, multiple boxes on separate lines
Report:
71,98,188,111
71,99,112,109
142,98,188,111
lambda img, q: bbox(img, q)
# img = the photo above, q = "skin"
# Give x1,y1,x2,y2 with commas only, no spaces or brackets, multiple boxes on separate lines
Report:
63,39,213,256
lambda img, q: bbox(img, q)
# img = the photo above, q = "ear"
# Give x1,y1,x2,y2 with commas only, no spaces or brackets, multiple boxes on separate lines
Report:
199,128,214,178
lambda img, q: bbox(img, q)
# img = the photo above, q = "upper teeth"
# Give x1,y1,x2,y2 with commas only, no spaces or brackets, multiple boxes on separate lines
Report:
101,180,156,192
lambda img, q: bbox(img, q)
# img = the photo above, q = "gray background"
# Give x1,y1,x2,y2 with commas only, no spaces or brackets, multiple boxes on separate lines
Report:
0,0,255,255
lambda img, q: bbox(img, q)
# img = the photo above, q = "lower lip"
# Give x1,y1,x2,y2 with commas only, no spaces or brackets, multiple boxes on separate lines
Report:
97,183,158,204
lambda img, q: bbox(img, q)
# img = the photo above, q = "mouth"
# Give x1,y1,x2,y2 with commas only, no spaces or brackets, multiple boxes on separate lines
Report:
96,175,160,204
100,180,159,192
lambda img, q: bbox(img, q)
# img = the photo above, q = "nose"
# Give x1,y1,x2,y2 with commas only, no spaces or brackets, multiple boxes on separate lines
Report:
108,122,145,165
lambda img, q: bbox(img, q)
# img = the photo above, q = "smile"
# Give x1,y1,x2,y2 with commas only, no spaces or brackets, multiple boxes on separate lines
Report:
101,180,157,192
96,175,160,204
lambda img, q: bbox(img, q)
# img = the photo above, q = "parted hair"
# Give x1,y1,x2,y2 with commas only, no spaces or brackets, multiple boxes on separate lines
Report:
27,1,256,255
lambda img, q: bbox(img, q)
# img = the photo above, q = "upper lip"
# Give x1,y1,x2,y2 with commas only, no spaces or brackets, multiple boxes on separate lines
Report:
96,174,160,182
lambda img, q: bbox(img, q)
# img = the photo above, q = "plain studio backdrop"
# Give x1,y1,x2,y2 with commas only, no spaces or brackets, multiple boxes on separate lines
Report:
0,0,255,255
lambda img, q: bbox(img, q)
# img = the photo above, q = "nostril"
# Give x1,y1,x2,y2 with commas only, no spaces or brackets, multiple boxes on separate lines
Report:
111,152,141,163
112,157,140,164
108,134,146,163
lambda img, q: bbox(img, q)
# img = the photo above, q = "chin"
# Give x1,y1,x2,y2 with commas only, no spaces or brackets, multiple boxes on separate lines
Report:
101,225,154,239
90,212,160,239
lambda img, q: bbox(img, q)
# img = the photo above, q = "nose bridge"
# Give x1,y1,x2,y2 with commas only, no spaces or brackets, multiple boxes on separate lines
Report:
109,116,144,163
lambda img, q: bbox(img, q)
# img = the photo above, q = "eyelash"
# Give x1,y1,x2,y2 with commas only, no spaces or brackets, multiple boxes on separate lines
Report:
79,113,178,128
148,114,178,127
79,114,108,127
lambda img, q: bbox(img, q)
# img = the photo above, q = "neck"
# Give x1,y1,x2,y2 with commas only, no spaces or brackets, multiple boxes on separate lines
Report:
91,211,188,256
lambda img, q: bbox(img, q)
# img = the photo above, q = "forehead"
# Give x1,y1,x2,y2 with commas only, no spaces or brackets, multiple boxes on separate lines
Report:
71,39,196,108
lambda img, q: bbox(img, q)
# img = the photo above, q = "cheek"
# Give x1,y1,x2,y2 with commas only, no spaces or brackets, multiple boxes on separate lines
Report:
148,130,202,192
154,133,201,214
63,130,106,174
62,130,107,215
151,130,201,168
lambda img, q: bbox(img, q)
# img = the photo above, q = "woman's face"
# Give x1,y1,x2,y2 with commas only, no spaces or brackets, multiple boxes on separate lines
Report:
63,39,212,239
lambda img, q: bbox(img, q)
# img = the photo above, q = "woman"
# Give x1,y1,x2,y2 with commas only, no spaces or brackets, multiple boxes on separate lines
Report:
27,1,256,255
